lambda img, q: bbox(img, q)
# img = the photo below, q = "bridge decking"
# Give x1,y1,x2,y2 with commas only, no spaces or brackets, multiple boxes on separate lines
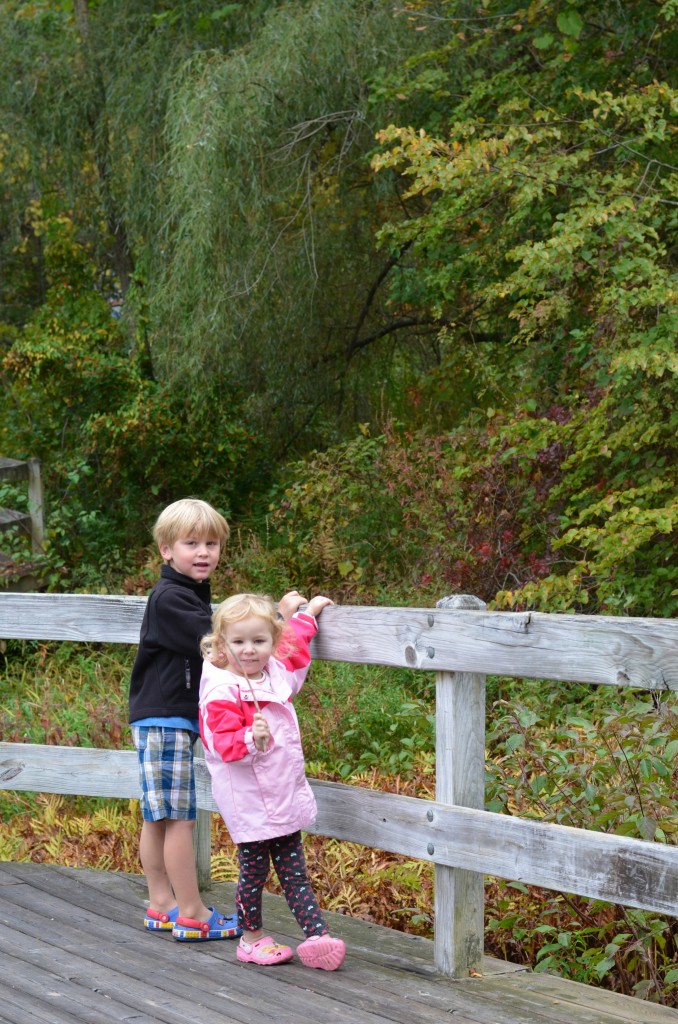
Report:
0,862,675,1024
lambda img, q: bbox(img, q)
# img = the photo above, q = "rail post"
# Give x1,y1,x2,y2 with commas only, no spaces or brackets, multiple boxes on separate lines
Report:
26,458,45,552
193,739,212,888
434,593,487,977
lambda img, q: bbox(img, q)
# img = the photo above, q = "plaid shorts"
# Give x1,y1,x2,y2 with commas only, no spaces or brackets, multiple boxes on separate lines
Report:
132,725,199,822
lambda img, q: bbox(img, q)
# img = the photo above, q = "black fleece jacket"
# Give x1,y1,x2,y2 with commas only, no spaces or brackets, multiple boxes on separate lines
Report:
128,564,213,724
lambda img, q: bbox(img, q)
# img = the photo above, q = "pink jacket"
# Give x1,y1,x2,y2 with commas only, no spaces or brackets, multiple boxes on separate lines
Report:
199,612,318,844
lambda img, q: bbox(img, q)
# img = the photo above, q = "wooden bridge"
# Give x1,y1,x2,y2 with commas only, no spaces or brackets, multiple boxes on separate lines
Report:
1,592,677,1023
2,860,675,1024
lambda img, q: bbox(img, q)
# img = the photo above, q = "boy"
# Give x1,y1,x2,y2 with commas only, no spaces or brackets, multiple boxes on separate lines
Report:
129,498,239,940
130,497,309,940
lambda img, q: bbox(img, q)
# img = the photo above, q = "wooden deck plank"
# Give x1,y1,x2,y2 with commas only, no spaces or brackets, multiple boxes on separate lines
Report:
0,866,395,1024
493,970,678,1024
1,953,161,1024
0,863,675,1024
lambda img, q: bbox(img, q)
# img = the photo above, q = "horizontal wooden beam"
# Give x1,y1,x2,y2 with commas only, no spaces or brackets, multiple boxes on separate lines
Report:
1,742,674,917
0,508,32,533
0,459,30,483
307,779,678,919
1,593,677,689
0,593,147,644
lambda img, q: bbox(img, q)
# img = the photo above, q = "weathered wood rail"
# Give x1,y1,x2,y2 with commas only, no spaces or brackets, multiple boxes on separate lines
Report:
0,457,44,592
1,592,676,982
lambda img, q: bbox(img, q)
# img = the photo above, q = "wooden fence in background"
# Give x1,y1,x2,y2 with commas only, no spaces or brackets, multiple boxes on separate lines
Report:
0,592,676,978
0,458,44,592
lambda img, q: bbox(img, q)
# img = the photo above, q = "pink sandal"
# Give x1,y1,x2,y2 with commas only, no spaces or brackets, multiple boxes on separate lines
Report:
237,935,294,966
297,934,346,971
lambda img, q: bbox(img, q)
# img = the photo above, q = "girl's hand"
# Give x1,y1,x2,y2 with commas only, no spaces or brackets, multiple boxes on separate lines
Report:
305,595,334,618
277,590,307,620
252,712,270,752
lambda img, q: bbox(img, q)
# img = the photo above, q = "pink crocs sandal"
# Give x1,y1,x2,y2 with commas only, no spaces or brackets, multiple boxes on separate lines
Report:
237,935,294,966
297,934,346,971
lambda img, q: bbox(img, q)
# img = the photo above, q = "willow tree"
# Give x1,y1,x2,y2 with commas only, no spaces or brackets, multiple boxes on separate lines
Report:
0,0,274,336
148,0,450,456
0,1,285,556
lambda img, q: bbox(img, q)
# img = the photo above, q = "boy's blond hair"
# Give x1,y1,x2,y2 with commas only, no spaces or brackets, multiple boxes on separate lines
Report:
153,498,230,549
201,593,285,662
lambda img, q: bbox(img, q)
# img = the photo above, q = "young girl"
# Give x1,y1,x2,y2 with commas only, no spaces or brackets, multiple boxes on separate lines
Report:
199,592,346,971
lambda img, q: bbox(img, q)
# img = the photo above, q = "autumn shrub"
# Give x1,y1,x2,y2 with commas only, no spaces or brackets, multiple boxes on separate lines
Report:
263,430,407,600
368,5,678,617
483,681,678,1003
297,660,436,780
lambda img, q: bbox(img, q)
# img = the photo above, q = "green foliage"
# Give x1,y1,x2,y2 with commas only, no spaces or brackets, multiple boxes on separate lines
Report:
483,679,678,1003
265,429,406,598
296,659,435,779
0,640,134,748
485,683,678,842
0,211,252,585
149,0,450,451
486,885,678,1002
366,1,678,614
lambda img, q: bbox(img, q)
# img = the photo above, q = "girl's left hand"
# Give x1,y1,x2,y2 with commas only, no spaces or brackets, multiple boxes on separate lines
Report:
252,712,270,751
306,595,334,617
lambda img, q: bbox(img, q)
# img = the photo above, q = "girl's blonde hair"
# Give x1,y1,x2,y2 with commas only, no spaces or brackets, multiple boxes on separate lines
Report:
201,593,285,662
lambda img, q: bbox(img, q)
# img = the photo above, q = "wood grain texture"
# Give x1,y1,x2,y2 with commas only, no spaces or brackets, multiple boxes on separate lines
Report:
1,591,676,984
0,863,675,1024
2,593,676,689
1,742,675,916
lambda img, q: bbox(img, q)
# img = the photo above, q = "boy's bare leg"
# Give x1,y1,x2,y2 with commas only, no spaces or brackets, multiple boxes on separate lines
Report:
139,819,175,912
163,819,212,921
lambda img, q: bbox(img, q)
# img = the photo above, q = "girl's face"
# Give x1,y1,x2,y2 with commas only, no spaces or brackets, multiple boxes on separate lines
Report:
222,615,274,676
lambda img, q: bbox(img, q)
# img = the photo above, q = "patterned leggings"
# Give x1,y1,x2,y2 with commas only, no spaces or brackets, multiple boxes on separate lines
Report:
236,831,328,937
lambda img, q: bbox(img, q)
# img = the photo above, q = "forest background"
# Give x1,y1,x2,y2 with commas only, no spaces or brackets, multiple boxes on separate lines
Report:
0,0,676,1006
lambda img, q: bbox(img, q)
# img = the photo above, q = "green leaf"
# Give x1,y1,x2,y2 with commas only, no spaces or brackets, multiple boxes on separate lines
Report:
533,33,555,50
557,9,584,39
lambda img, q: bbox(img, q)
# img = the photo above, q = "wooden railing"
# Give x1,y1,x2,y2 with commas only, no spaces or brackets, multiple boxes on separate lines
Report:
0,592,676,978
0,458,44,551
0,458,45,592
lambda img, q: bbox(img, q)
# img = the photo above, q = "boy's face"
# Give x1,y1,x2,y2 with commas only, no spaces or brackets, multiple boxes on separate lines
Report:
159,534,220,582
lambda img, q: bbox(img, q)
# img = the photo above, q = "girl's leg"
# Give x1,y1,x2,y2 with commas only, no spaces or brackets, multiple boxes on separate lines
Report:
236,839,271,942
270,832,328,937
271,832,346,970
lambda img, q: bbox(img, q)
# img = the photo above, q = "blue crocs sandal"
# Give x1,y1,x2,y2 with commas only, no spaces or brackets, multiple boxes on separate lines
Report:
144,906,179,931
172,907,241,941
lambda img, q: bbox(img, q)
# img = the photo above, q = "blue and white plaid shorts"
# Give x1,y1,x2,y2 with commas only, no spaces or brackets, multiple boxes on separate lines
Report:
132,725,199,822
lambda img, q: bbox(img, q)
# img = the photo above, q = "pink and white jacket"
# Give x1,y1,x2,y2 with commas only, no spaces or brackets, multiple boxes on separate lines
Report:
199,612,318,844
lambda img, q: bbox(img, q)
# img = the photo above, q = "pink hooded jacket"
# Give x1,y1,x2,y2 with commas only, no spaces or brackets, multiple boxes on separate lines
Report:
199,612,318,844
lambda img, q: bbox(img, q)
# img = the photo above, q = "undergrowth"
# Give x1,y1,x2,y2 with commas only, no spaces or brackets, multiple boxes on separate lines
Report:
0,641,675,1004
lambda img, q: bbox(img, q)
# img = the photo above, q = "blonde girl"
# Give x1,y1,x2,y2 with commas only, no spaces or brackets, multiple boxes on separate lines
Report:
199,592,346,971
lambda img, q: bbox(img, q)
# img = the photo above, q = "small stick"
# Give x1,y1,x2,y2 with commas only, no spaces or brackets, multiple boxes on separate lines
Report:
226,642,268,752
226,643,261,712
